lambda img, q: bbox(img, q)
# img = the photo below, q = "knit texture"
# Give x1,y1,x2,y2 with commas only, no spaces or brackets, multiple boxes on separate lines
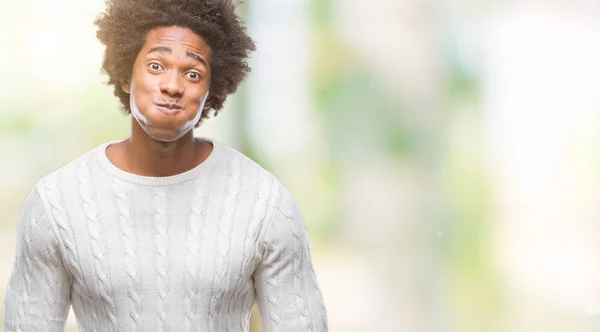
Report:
2,138,327,332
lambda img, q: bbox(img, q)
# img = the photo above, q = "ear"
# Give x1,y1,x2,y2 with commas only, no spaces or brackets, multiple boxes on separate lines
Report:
121,80,131,94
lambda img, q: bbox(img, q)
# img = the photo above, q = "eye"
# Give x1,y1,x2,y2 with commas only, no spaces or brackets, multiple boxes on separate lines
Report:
148,62,163,71
185,71,202,81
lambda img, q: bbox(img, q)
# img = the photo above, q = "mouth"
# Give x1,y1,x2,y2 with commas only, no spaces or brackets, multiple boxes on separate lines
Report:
155,102,183,114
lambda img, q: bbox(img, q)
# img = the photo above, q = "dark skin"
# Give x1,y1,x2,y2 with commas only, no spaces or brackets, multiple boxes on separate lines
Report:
106,26,214,177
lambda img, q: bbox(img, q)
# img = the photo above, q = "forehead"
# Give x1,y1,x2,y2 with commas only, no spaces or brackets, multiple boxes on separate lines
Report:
143,26,211,56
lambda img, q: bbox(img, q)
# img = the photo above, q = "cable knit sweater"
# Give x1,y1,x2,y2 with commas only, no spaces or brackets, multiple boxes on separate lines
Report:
2,138,327,332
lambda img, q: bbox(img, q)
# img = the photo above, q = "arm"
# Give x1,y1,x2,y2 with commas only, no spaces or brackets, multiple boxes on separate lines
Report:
253,185,328,332
2,186,72,331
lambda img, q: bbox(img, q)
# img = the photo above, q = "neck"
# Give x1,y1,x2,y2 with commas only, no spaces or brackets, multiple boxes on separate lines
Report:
118,118,211,177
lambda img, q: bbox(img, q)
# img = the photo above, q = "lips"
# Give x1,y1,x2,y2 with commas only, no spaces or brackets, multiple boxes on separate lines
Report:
155,102,183,115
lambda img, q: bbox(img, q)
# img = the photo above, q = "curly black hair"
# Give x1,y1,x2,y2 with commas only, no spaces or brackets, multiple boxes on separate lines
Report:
94,0,255,125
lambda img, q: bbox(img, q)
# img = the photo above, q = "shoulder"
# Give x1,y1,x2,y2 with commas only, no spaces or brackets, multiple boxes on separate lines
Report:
40,144,97,181
217,143,275,178
259,183,307,251
17,179,65,253
215,141,286,196
214,141,298,225
217,145,303,230
34,145,98,207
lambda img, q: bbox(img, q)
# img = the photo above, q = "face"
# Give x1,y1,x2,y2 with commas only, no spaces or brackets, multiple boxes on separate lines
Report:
122,26,212,142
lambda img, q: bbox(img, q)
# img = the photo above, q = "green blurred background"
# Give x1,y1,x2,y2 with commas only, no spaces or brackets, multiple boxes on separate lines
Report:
2,0,600,331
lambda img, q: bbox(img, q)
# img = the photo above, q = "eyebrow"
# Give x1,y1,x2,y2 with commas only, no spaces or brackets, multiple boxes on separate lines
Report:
146,46,208,68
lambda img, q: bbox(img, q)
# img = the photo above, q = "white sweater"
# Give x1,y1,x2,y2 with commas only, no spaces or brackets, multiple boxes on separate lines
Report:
2,138,327,332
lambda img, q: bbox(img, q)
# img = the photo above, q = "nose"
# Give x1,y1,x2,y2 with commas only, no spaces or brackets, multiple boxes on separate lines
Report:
159,70,184,97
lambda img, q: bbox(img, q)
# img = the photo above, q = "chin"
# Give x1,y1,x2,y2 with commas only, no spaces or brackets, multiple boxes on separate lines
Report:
140,122,191,143
149,129,189,143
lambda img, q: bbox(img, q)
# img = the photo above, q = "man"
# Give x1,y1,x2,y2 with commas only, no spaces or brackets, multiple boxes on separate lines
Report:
2,0,328,331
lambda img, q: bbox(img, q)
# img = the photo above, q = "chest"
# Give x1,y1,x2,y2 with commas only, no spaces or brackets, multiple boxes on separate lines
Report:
61,187,266,308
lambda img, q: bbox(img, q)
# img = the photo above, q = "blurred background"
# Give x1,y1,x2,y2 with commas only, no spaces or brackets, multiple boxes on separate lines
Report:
2,0,600,331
